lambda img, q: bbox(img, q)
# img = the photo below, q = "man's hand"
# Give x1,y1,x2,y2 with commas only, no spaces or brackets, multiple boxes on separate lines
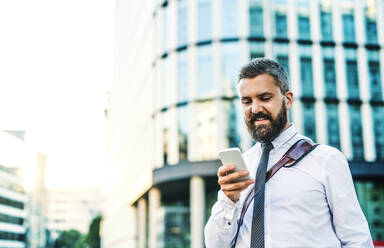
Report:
217,164,254,203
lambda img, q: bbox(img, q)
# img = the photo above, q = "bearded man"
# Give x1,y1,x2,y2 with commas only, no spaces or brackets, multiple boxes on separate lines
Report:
204,58,373,248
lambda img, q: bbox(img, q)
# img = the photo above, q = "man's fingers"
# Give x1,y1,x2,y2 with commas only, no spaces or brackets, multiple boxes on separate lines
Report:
218,170,250,185
221,179,254,192
217,165,235,177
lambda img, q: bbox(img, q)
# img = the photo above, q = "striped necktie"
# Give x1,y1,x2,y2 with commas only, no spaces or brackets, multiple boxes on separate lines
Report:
250,142,273,248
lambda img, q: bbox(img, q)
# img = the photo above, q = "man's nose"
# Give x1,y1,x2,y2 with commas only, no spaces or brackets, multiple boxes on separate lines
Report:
251,101,263,114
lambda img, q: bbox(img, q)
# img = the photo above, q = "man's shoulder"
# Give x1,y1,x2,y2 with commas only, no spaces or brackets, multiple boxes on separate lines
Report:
308,143,347,162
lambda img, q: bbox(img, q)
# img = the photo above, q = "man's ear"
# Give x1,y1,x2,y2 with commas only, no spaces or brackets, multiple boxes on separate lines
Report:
285,91,293,110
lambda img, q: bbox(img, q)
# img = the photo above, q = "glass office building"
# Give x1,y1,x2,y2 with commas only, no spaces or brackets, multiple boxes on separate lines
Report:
104,0,384,247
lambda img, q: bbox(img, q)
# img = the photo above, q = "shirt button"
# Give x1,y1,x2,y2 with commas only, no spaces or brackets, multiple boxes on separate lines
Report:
266,230,269,235
265,204,268,208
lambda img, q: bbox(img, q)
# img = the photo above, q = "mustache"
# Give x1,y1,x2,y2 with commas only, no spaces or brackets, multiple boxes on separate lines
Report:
249,112,272,123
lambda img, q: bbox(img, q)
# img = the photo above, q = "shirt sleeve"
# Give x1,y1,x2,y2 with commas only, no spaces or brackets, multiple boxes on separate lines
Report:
323,151,374,248
204,190,241,248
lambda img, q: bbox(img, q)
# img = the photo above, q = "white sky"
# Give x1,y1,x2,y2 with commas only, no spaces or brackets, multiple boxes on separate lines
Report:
0,0,114,189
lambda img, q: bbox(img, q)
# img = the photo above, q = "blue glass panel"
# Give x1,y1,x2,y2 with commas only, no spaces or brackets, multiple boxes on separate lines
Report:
163,58,170,106
323,57,337,98
178,0,188,46
274,42,289,76
372,106,384,161
345,60,360,99
365,9,378,44
178,105,189,161
326,103,340,149
355,181,384,240
162,111,170,165
320,10,333,41
222,42,240,96
197,45,214,97
298,15,310,40
302,102,317,142
275,12,287,38
249,4,263,37
367,50,382,100
349,104,364,160
198,0,212,41
178,50,188,102
227,100,241,147
300,57,314,97
163,6,170,52
250,41,264,59
222,0,238,38
342,14,355,42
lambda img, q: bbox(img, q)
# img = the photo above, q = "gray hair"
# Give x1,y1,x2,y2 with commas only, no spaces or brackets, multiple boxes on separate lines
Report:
237,58,290,94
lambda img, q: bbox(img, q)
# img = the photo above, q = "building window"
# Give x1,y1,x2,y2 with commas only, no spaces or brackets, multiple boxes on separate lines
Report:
162,111,170,165
249,0,263,37
198,0,212,41
178,105,189,161
197,45,214,98
222,0,238,38
274,42,289,76
342,13,355,43
177,0,188,46
226,100,241,147
323,47,337,98
320,7,333,41
372,106,384,161
162,6,170,52
365,2,378,44
162,57,171,106
275,12,287,38
222,42,240,96
298,15,310,40
367,50,382,100
355,181,384,240
326,103,340,149
196,101,217,160
345,48,360,99
349,104,364,160
177,50,188,102
299,45,314,97
250,41,264,59
302,102,317,142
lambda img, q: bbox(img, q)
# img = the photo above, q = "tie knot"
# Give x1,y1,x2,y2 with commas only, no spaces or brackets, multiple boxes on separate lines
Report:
262,142,273,153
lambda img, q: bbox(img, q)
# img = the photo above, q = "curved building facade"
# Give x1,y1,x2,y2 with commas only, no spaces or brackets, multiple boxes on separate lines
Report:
103,0,384,247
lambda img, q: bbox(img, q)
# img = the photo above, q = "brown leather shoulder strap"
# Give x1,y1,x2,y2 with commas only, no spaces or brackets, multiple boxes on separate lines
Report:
231,139,318,247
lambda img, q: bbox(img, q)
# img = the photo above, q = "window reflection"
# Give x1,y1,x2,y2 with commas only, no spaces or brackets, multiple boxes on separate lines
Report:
162,6,170,52
367,50,382,100
178,105,189,161
222,0,238,38
196,102,217,160
349,104,364,160
297,1,310,40
274,43,289,76
302,102,317,142
178,0,188,46
326,103,340,149
355,181,384,240
249,0,263,37
299,45,314,97
222,42,240,96
341,3,355,43
250,41,264,59
320,2,333,41
273,0,287,38
162,111,170,165
178,50,188,102
323,47,337,98
364,0,378,44
198,0,212,41
197,45,214,98
345,48,360,99
163,57,171,106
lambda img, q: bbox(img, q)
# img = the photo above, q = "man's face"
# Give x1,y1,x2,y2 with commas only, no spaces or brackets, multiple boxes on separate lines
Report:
239,73,293,143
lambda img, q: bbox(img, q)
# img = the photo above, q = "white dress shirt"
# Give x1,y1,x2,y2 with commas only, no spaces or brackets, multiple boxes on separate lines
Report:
204,125,373,248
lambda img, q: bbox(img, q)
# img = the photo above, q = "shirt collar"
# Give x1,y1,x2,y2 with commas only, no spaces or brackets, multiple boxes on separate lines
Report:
270,124,298,150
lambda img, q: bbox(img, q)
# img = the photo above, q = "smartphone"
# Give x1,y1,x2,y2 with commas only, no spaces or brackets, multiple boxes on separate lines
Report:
218,148,249,182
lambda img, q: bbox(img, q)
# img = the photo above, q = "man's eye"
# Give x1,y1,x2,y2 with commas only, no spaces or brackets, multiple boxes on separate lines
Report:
261,97,271,101
242,100,251,104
